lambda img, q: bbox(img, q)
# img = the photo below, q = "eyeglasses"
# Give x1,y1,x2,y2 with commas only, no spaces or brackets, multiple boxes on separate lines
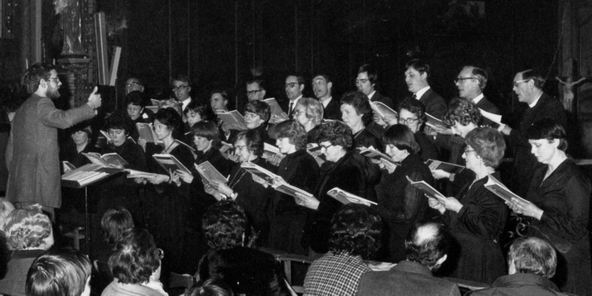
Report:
234,145,248,151
155,248,164,260
463,148,476,155
285,82,299,88
513,79,531,87
399,117,419,124
454,77,476,83
244,112,260,119
172,85,189,91
356,78,369,84
319,143,334,150
247,89,262,95
126,81,140,87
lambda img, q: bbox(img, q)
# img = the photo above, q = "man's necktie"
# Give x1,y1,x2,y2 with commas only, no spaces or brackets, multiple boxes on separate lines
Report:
288,102,294,117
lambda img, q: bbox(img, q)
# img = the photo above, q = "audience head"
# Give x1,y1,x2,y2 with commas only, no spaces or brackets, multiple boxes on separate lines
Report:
210,89,229,112
0,198,14,226
2,205,53,251
328,204,382,259
285,75,305,101
464,127,506,169
272,120,307,153
109,228,162,284
398,97,426,133
405,59,430,93
455,66,487,99
444,98,481,138
154,107,184,140
513,69,545,104
356,64,377,96
23,63,59,96
317,121,353,162
244,100,270,129
312,74,333,100
192,121,221,152
105,111,134,146
234,129,264,162
405,222,451,271
172,74,192,101
190,278,235,296
508,237,557,278
246,78,266,102
340,91,373,129
125,77,145,95
100,207,135,247
125,91,146,121
294,97,324,129
202,200,248,250
526,119,568,164
26,251,92,296
383,124,420,161
185,101,216,127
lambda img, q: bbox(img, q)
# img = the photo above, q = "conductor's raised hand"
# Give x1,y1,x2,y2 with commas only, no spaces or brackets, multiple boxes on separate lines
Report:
87,87,102,109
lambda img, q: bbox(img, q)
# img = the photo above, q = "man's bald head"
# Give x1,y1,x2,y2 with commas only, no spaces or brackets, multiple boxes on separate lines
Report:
405,223,451,270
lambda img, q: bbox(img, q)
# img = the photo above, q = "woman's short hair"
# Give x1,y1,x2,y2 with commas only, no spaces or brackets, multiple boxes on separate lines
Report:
508,237,557,278
340,91,373,127
108,228,161,284
245,101,271,123
101,207,135,246
190,278,235,296
2,205,53,251
235,129,264,157
67,120,93,137
154,107,184,139
105,111,134,135
185,101,216,122
202,201,248,250
328,204,382,259
382,124,420,154
26,251,91,296
125,91,146,107
465,127,506,168
526,118,568,151
271,120,307,150
317,120,353,149
444,98,481,127
192,121,221,144
295,97,324,126
398,97,426,124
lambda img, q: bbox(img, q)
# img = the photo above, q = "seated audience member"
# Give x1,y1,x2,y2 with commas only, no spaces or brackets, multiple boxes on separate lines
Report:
188,278,235,296
398,97,439,161
196,201,289,296
60,121,97,169
102,228,167,296
0,206,54,296
470,237,567,296
26,251,92,296
357,222,460,296
267,120,319,255
304,204,382,296
210,89,230,113
340,91,383,150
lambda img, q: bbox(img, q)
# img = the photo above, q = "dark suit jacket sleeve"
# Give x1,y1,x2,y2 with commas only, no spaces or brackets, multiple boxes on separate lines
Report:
38,98,95,129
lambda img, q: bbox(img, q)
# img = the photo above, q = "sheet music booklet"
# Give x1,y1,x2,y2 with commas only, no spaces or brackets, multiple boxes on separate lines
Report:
406,175,447,203
327,187,377,206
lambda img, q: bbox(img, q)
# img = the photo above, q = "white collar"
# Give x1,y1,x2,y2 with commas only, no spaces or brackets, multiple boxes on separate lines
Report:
181,97,191,109
320,96,332,108
414,86,431,100
367,90,376,100
528,93,543,108
472,93,484,104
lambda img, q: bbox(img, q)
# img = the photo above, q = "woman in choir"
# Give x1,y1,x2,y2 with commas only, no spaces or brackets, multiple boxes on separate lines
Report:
191,121,233,176
125,91,153,141
293,97,324,143
102,111,147,171
428,127,508,284
268,120,319,254
398,97,439,161
226,100,272,145
184,101,216,129
374,124,434,262
340,91,383,151
507,119,591,295
296,120,366,255
213,129,274,245
60,121,97,169
209,89,229,113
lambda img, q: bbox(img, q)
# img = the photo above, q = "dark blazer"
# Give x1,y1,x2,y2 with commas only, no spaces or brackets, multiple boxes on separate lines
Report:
356,260,461,296
469,273,570,296
102,138,147,171
415,131,439,161
474,96,500,127
195,147,233,177
322,97,341,120
370,91,396,110
60,140,99,169
419,88,447,119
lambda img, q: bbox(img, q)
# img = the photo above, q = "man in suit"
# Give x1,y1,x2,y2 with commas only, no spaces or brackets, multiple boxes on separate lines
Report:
312,74,340,120
356,64,396,109
284,74,304,118
470,237,569,296
6,64,101,216
246,78,267,103
125,77,145,95
356,222,460,296
405,59,447,119
171,74,193,113
455,65,499,126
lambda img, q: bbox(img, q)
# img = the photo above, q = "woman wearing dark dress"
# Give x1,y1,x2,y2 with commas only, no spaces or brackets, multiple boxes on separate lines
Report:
297,121,366,255
374,124,434,262
293,97,323,143
125,91,153,141
507,119,591,295
60,121,98,169
340,91,383,151
140,108,197,273
398,98,439,161
267,120,320,254
428,127,508,284
213,129,274,245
